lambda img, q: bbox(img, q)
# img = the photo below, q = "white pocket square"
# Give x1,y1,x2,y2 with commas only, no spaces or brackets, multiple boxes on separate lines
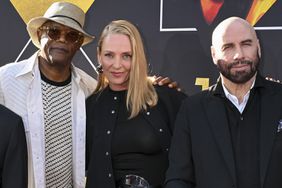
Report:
278,120,282,133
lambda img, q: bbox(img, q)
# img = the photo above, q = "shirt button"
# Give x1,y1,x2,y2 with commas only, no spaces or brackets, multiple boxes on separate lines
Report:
114,96,117,100
146,111,150,115
107,130,111,135
166,148,169,152
105,152,109,156
159,129,163,132
108,173,112,178
111,110,115,114
240,117,244,120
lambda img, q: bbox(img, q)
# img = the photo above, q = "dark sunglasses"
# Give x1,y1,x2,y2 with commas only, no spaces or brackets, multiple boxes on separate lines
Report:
39,26,84,44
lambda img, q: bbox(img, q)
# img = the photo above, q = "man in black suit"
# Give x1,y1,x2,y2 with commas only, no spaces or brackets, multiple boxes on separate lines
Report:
165,17,282,188
0,104,27,187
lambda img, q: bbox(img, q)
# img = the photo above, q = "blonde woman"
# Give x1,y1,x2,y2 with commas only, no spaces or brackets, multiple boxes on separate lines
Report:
86,20,186,188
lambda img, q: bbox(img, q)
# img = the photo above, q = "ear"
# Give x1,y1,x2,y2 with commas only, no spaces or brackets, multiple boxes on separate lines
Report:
97,47,101,64
210,45,217,65
96,49,103,74
257,39,261,58
77,38,84,48
37,29,43,43
77,37,84,47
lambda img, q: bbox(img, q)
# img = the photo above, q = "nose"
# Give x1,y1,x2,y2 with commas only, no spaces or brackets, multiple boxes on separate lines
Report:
112,57,122,69
233,47,244,61
57,31,67,43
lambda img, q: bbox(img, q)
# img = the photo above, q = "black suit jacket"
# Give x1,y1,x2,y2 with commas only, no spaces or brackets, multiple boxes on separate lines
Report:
0,104,27,188
165,75,282,188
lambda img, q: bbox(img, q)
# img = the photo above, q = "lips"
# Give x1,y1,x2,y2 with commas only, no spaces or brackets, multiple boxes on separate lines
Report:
230,64,251,73
111,72,123,77
233,64,249,68
229,61,252,70
50,47,69,54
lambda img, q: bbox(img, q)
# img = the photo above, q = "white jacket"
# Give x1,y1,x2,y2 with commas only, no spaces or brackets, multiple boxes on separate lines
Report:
0,52,97,188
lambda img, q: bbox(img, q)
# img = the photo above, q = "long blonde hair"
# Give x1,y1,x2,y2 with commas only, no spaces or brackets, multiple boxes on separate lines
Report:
95,20,158,119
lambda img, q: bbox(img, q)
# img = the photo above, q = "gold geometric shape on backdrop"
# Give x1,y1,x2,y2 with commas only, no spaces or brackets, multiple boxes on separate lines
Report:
10,0,95,24
246,0,276,26
195,77,210,90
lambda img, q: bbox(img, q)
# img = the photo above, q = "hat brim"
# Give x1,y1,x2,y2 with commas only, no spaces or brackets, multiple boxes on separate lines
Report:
27,16,95,48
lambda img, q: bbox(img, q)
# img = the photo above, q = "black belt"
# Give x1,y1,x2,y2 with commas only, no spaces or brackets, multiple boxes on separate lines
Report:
116,174,162,188
117,183,161,188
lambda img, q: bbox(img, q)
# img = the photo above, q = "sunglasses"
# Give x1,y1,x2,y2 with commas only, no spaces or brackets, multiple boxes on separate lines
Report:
39,26,84,44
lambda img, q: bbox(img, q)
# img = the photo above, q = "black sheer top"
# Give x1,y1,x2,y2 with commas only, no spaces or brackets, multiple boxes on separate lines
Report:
110,89,167,186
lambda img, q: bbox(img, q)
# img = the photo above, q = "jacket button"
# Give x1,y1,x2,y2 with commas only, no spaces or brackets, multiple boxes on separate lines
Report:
108,173,112,178
105,152,109,156
159,128,163,132
146,111,150,115
114,96,117,100
107,130,111,135
111,110,115,114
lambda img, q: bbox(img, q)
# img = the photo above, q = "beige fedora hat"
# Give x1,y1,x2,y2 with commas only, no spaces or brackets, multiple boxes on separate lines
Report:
27,1,95,48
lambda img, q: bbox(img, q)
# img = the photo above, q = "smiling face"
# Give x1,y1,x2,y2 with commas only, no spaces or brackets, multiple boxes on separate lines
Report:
98,33,132,91
37,21,83,67
211,17,261,84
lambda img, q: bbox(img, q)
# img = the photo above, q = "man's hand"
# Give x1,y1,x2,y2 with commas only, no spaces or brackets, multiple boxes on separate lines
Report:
150,75,182,91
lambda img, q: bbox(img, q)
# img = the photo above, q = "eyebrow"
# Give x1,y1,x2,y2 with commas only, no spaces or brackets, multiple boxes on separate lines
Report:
241,39,253,44
221,43,233,50
221,39,253,49
103,50,132,54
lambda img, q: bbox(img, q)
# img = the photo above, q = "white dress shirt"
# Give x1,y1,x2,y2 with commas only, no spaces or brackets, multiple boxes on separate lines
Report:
222,79,255,114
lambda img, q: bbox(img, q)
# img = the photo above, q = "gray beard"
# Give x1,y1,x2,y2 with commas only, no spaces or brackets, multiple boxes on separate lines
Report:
217,59,259,84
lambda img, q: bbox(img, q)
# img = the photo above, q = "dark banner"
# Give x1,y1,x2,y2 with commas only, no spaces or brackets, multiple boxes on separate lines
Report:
1,0,282,95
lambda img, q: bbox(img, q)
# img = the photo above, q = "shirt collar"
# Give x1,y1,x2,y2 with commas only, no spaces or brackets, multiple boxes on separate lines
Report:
16,52,39,77
213,72,265,97
222,78,255,113
16,51,81,82
221,76,256,100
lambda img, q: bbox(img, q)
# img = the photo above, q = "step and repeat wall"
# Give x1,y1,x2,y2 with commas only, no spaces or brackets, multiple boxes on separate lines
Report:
1,0,281,95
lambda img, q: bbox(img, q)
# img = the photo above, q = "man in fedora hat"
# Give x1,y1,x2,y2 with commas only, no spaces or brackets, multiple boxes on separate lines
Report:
0,2,95,188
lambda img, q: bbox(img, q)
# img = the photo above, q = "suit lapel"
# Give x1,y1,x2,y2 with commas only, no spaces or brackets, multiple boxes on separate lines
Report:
204,94,237,184
259,84,281,188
